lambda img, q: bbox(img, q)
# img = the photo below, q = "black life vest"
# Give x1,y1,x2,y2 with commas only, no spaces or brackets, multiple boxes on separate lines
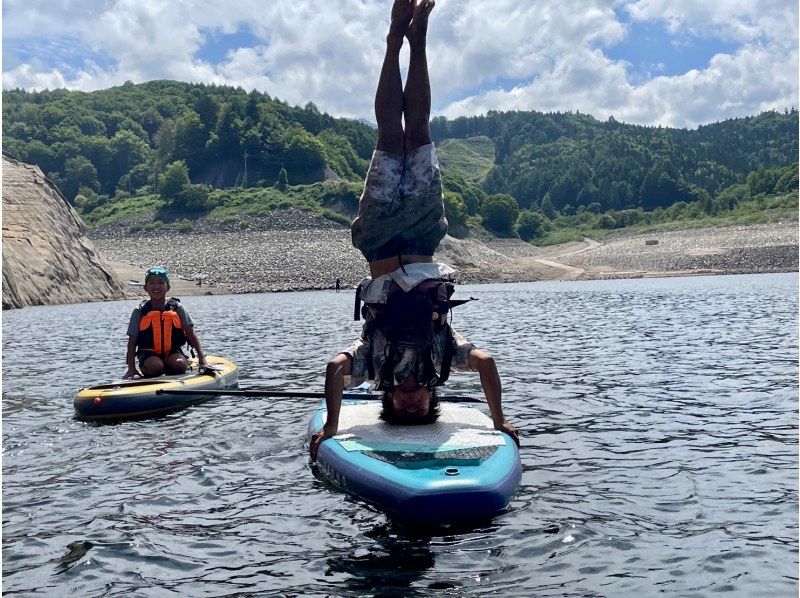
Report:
354,279,474,392
136,298,187,357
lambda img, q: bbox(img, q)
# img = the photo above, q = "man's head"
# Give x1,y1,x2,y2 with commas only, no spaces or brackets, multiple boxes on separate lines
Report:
144,266,170,299
380,374,440,425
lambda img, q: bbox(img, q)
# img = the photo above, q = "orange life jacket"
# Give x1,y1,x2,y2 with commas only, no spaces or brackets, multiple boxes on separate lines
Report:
137,299,187,357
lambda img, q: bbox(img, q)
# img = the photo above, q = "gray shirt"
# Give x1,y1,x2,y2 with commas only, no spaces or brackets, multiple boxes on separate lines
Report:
127,300,194,337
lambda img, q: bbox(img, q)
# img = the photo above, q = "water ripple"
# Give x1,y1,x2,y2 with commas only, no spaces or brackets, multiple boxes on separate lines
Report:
2,274,797,596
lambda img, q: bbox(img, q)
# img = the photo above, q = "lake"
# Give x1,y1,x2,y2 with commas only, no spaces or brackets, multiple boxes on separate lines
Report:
3,273,797,596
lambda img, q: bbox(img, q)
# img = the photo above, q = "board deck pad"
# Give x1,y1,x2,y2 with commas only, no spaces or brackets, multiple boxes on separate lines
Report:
333,402,507,453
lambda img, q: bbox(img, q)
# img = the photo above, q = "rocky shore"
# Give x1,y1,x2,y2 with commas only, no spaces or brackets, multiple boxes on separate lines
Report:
559,223,799,279
89,209,798,296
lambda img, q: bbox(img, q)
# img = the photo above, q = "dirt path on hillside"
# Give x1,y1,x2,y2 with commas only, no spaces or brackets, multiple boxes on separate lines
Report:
532,237,602,279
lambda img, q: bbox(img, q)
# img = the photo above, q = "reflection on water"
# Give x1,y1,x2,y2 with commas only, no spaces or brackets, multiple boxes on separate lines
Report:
3,274,798,596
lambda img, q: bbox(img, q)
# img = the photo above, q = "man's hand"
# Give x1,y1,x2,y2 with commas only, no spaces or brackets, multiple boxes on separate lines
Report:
495,420,520,447
310,423,338,461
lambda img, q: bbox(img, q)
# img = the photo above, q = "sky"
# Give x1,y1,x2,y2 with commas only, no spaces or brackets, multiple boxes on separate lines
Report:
2,0,798,129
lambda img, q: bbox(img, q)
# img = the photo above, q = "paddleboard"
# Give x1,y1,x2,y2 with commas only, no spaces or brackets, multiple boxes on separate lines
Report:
74,355,238,421
307,398,521,524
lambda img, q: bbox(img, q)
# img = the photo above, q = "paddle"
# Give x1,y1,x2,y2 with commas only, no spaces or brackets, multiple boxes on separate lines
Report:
155,388,484,403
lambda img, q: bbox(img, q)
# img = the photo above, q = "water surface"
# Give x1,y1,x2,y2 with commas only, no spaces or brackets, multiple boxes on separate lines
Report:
3,274,797,596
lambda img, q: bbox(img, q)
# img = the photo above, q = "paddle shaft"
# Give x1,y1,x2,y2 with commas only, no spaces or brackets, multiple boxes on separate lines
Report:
155,388,483,403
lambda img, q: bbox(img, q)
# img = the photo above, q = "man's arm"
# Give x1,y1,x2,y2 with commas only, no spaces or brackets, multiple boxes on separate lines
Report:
468,348,520,446
310,353,352,460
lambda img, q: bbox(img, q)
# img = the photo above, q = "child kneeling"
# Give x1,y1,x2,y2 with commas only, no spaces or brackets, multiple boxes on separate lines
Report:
123,266,206,379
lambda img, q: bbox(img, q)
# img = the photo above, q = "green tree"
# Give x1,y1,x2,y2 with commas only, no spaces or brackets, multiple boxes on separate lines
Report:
159,160,190,202
716,183,748,210
461,183,487,215
443,190,468,237
109,129,150,192
276,166,289,190
211,102,243,158
79,136,114,192
117,163,152,194
540,195,557,219
585,202,602,214
177,184,213,212
516,210,548,241
63,156,99,201
318,129,366,179
576,184,600,207
774,164,798,193
596,213,617,229
193,94,220,130
173,110,207,170
482,194,520,235
641,165,680,210
280,125,326,174
154,119,176,165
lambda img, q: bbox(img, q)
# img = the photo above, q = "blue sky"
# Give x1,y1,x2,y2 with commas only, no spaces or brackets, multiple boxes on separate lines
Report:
3,0,798,128
604,19,740,82
194,27,264,67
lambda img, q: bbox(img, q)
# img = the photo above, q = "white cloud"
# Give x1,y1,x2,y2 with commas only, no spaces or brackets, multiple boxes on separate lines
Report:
2,63,66,91
441,40,798,128
625,0,798,46
428,0,625,100
2,0,798,127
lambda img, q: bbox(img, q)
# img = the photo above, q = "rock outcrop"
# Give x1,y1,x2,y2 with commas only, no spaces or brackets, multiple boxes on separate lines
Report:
2,152,128,309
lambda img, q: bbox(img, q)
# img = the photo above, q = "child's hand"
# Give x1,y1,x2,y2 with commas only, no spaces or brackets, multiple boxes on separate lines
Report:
122,367,139,379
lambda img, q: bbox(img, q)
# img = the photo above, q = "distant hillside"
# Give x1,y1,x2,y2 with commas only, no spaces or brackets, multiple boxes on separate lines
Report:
2,80,377,203
431,109,798,213
437,136,495,182
3,80,797,246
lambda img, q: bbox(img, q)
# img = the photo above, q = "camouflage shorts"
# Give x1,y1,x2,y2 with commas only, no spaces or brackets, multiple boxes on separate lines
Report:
351,143,448,262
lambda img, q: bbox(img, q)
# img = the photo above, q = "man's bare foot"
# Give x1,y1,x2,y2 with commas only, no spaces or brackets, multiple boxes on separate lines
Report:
389,0,415,40
406,0,434,46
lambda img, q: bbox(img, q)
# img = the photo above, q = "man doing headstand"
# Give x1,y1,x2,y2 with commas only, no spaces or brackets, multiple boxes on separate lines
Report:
310,0,518,460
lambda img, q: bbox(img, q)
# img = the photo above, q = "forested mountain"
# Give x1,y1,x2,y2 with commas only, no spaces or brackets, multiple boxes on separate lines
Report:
431,109,798,213
2,80,377,202
2,80,797,242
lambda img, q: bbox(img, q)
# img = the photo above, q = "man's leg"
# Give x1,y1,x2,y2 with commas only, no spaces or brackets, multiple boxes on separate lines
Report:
372,0,444,262
375,0,414,155
351,0,416,268
403,0,434,153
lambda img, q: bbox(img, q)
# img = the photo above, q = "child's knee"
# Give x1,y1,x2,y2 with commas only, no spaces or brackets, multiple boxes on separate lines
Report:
141,357,164,377
166,354,188,373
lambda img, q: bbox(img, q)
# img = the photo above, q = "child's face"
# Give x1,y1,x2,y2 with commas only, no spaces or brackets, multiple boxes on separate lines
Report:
144,275,169,299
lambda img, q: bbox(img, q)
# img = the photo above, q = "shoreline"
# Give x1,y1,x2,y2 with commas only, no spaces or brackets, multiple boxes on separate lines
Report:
90,210,799,298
